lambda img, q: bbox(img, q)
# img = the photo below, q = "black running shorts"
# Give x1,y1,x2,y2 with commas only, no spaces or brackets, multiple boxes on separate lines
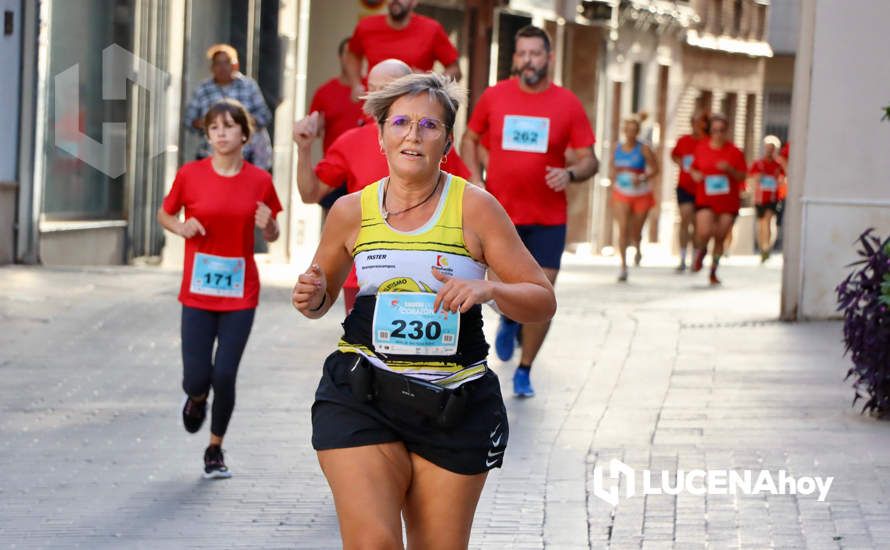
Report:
311,352,509,475
755,202,778,218
515,224,567,270
676,186,696,205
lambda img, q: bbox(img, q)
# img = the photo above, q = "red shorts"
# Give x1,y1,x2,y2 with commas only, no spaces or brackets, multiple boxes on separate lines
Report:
613,190,655,214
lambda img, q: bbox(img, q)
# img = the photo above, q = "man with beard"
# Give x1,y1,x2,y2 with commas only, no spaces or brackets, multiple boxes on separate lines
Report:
460,25,598,398
344,0,461,100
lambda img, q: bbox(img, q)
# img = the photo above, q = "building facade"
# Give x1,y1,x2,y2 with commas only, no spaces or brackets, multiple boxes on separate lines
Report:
2,0,780,268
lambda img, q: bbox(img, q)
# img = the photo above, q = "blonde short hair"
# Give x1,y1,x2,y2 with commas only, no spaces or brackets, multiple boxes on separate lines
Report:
207,44,239,65
363,72,466,132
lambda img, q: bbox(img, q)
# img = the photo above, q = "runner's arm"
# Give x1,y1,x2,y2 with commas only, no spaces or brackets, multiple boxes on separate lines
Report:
157,207,205,239
344,51,365,101
296,146,336,204
292,194,359,319
293,113,336,203
642,144,659,181
567,146,598,181
461,187,556,324
459,128,484,186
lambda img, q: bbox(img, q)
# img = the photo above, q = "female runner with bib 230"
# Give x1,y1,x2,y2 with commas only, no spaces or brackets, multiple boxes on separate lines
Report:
158,99,282,479
292,73,556,549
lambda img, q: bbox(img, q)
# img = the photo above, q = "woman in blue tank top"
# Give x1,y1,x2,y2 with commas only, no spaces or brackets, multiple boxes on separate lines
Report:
610,114,658,282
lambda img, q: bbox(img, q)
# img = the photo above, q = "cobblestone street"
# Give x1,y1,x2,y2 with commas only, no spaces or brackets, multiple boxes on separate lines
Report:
2,256,889,549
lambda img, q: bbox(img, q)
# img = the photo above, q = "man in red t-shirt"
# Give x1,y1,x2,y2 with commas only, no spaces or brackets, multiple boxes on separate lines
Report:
294,59,471,312
670,110,709,271
461,25,598,398
344,0,460,101
749,135,785,262
308,37,369,211
309,38,368,153
688,113,747,285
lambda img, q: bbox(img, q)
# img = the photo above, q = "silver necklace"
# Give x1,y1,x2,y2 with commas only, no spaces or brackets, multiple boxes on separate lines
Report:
381,172,443,221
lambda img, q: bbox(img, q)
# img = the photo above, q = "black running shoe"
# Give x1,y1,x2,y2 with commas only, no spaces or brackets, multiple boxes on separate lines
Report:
203,445,231,479
181,396,207,434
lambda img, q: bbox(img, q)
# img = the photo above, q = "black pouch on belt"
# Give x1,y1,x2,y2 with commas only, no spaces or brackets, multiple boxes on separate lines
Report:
346,355,469,429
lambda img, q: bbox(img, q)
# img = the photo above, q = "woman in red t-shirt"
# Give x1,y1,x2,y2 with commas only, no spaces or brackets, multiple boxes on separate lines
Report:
749,135,785,263
670,110,709,271
158,99,282,479
689,113,747,285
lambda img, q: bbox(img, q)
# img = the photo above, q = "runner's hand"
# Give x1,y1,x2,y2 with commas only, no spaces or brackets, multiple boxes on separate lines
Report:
293,112,320,148
545,166,571,192
431,268,493,314
716,161,731,172
179,217,206,239
293,264,327,313
255,201,272,230
690,169,703,183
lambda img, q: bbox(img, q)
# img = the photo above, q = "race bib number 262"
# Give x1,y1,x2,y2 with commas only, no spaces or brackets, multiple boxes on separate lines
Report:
502,115,550,153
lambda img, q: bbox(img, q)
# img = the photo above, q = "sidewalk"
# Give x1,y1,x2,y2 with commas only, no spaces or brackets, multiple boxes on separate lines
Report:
1,257,889,549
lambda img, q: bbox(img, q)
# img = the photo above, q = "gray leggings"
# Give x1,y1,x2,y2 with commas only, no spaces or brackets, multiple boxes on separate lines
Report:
181,306,255,437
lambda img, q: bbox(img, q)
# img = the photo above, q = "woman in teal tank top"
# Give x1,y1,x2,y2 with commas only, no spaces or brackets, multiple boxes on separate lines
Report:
291,73,556,549
610,115,659,282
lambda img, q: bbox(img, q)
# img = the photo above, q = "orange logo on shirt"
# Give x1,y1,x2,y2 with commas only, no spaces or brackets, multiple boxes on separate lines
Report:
436,255,449,267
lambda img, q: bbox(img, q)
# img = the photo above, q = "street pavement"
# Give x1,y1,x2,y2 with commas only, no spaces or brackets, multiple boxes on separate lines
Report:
2,254,890,549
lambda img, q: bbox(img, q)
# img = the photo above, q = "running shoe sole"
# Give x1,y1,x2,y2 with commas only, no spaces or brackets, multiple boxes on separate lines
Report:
203,469,232,480
181,395,206,434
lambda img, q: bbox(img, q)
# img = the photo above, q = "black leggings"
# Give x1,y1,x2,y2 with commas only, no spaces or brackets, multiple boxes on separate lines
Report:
181,306,255,437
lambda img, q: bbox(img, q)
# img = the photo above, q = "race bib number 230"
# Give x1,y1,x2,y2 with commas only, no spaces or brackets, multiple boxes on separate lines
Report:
502,115,550,153
372,292,459,355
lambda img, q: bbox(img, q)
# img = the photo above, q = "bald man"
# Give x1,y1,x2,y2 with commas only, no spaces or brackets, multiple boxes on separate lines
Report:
293,60,471,311
293,59,469,203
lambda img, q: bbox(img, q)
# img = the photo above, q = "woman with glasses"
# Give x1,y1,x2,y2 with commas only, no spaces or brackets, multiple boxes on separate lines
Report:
292,72,556,549
610,114,659,282
688,113,747,285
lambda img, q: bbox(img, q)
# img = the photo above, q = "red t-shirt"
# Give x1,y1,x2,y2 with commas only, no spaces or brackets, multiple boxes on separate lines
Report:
691,140,747,215
749,158,784,205
671,134,702,194
315,122,470,193
468,78,596,225
162,158,283,311
348,14,458,72
309,77,367,153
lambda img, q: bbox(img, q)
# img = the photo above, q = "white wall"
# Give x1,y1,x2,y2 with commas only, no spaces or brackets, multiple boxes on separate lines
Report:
783,0,890,319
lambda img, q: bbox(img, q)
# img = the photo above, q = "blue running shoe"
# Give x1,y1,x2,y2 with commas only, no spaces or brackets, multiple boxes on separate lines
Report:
495,317,520,362
513,367,535,397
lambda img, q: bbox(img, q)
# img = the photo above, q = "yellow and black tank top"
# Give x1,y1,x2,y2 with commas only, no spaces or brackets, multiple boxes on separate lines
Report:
338,173,489,389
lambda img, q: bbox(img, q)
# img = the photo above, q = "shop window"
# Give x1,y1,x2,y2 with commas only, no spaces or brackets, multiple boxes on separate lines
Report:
42,0,134,220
